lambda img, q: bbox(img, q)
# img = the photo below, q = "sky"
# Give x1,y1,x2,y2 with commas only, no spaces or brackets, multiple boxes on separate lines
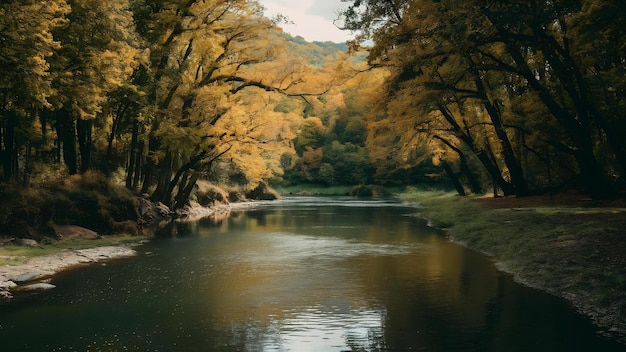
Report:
258,0,355,43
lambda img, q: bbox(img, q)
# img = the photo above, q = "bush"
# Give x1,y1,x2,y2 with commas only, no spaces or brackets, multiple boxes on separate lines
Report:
349,185,391,197
0,172,139,239
53,173,138,235
0,185,56,239
246,182,280,200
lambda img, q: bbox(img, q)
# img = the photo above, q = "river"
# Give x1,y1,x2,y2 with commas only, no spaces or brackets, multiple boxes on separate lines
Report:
0,196,622,351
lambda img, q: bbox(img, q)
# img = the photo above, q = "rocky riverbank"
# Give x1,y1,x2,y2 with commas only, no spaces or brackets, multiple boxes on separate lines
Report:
0,199,265,301
0,245,138,300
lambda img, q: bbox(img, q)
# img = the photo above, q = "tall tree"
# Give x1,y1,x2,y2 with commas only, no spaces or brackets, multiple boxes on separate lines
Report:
341,0,626,198
49,0,141,174
131,0,299,207
0,0,70,181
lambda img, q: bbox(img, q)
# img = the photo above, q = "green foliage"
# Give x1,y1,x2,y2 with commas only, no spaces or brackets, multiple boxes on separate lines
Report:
397,189,626,332
50,181,139,235
322,141,374,185
293,118,327,154
0,173,139,239
281,33,349,67
340,0,626,198
0,185,55,239
348,184,391,197
274,184,353,196
0,0,69,109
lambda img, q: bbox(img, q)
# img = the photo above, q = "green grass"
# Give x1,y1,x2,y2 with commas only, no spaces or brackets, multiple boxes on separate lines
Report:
275,184,354,196
395,188,626,337
0,235,142,266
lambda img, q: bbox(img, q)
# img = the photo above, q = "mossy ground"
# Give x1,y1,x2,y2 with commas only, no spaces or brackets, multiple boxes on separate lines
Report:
398,188,626,341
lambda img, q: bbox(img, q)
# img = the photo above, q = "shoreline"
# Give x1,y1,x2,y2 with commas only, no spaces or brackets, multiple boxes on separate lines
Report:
0,201,260,301
0,245,139,300
2,194,624,344
404,191,626,344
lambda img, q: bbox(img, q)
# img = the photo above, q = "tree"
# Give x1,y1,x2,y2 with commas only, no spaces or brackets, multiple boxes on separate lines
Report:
340,0,626,198
131,0,311,208
48,0,142,175
0,0,70,181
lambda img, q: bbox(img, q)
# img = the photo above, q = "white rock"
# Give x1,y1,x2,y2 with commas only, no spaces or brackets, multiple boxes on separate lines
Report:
20,283,56,291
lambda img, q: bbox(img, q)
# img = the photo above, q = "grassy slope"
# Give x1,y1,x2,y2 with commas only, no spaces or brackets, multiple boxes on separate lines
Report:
398,189,626,340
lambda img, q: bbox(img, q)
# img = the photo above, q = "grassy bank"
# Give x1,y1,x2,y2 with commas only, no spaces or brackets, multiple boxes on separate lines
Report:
0,235,141,267
398,188,626,340
275,184,354,196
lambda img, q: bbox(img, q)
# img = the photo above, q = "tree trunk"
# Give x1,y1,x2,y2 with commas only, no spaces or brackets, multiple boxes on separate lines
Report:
132,139,144,191
574,140,614,199
140,157,153,194
77,118,93,173
56,108,78,175
126,118,140,189
173,171,199,210
1,110,18,181
434,135,483,194
437,103,514,196
150,151,174,205
442,161,466,196
468,55,529,196
22,141,31,187
107,104,129,167
163,150,208,207
40,109,48,146
488,20,614,198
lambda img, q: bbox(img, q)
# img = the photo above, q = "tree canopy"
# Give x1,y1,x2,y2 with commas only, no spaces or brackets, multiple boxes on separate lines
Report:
339,0,626,198
1,0,624,203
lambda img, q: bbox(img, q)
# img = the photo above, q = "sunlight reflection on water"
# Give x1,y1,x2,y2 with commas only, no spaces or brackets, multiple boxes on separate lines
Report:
266,306,386,352
225,232,430,264
1,197,623,351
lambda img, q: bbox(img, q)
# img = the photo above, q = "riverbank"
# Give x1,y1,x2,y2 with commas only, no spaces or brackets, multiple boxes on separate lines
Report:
0,241,140,300
0,200,261,301
399,190,626,343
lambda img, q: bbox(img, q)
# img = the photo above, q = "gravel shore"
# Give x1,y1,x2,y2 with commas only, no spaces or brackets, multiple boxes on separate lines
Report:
0,245,137,300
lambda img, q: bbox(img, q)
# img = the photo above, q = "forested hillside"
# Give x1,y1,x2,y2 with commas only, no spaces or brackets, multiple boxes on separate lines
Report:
1,0,625,239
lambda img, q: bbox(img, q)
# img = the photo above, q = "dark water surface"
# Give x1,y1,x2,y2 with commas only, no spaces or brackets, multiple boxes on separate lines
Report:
0,197,623,351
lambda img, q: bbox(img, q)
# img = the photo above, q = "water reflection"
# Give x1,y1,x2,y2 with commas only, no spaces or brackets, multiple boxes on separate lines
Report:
0,197,623,351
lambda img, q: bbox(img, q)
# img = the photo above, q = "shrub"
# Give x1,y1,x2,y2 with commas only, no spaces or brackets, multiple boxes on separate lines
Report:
349,185,391,197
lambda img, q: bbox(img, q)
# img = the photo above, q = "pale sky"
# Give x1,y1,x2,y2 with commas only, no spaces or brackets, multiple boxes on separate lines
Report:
258,0,355,43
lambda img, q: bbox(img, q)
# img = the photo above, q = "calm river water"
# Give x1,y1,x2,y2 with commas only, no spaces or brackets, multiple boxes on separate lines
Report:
0,197,623,351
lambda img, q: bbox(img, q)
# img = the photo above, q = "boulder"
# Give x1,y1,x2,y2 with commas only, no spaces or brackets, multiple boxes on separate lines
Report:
14,273,45,283
137,198,172,225
52,225,98,240
13,238,39,247
19,283,56,291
